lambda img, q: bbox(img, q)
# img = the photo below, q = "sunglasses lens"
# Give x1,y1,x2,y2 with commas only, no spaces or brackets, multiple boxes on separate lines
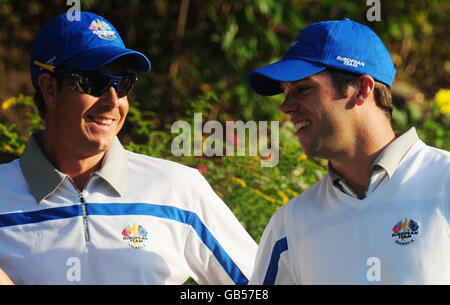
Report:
89,73,114,96
73,75,92,95
116,76,136,98
73,72,137,97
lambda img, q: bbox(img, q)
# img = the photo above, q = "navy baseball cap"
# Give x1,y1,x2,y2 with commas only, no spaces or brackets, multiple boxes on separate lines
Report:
30,12,151,90
248,18,396,96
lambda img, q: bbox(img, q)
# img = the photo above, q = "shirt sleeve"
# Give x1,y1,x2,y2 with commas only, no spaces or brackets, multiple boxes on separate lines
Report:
183,170,258,285
444,167,450,225
250,206,296,285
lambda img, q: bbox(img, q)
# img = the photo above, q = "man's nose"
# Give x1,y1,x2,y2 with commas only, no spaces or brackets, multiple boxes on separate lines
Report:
100,86,120,108
280,95,299,114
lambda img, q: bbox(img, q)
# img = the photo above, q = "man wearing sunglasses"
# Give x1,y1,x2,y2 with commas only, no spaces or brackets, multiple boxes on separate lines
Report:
0,12,256,284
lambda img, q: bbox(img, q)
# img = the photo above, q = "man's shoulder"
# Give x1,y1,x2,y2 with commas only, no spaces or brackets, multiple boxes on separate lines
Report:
271,176,329,222
124,150,205,187
0,158,19,168
385,140,450,198
422,143,450,162
0,158,22,182
125,150,198,174
288,176,328,205
405,141,450,173
0,159,31,207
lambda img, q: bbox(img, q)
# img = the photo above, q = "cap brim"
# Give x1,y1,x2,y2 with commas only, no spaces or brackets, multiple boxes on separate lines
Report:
63,45,151,72
248,59,326,96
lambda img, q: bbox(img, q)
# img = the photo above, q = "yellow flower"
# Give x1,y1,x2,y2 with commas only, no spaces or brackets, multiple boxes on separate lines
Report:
277,190,289,205
230,176,247,187
2,96,17,110
298,153,308,161
285,188,299,197
435,89,450,115
251,189,277,203
2,145,15,153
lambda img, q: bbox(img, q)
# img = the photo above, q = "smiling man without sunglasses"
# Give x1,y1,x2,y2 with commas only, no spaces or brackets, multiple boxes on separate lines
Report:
0,12,256,285
248,18,450,284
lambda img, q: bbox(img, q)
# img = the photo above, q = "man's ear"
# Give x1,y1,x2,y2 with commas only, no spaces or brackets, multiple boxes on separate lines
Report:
355,74,375,106
38,73,59,109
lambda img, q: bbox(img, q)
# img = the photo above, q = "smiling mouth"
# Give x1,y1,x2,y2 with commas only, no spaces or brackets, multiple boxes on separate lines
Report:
87,115,115,126
294,120,311,133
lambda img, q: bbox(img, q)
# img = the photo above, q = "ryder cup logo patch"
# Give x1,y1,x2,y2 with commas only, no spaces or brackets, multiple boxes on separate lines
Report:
391,218,419,246
89,19,116,41
121,223,149,249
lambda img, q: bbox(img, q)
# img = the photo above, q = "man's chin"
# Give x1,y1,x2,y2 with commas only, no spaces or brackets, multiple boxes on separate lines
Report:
82,135,115,156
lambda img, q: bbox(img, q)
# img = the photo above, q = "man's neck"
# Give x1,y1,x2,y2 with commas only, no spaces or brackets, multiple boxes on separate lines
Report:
43,143,106,192
61,155,104,192
330,128,396,199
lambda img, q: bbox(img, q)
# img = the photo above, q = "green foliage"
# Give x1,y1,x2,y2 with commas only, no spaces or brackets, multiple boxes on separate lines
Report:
0,95,43,162
392,100,450,151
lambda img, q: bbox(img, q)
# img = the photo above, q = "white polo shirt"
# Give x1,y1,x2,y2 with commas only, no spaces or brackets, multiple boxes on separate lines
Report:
250,128,450,284
0,131,257,284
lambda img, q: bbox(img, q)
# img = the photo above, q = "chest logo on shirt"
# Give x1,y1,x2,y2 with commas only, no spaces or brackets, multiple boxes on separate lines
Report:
121,223,149,249
391,217,419,246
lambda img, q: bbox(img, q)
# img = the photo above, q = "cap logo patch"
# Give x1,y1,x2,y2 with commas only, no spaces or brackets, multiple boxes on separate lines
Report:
336,56,365,68
89,19,116,41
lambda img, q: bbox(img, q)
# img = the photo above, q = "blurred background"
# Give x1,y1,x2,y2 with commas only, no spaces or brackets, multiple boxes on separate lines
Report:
0,0,449,243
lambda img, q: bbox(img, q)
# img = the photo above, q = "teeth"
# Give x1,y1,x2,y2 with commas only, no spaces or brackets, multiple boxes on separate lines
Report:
92,117,113,125
295,121,311,132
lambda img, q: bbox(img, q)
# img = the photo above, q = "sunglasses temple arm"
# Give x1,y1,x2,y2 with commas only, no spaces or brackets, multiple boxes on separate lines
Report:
33,60,56,73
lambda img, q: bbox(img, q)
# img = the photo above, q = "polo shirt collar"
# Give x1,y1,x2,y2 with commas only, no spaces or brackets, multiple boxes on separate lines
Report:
371,127,419,178
94,136,128,196
328,127,419,185
19,131,127,204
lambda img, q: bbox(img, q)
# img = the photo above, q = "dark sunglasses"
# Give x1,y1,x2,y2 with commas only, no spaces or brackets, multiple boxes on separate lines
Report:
34,60,138,98
66,70,138,98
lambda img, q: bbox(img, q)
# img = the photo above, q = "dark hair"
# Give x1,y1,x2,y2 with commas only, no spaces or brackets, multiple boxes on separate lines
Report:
33,73,65,119
323,68,393,120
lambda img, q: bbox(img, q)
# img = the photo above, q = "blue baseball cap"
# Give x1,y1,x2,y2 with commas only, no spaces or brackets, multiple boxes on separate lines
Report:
248,18,396,96
30,12,151,90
